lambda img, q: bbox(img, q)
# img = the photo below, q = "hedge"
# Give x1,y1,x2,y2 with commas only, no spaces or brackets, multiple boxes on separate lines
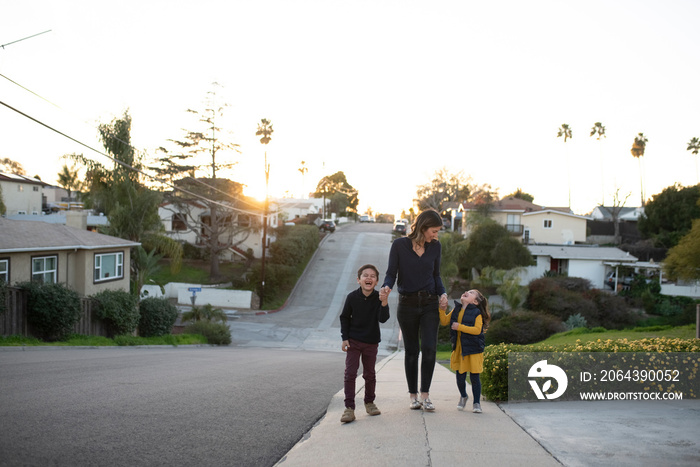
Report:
482,337,700,402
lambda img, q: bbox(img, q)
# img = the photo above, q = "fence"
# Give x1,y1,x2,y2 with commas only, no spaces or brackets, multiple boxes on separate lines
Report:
0,287,108,338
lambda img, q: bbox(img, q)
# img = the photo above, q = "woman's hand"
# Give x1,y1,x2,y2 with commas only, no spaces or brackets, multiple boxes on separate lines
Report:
439,293,448,309
342,340,350,352
451,322,460,331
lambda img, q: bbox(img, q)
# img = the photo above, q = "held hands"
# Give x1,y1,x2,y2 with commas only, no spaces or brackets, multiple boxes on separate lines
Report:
379,286,391,305
451,322,460,331
439,293,448,310
342,340,350,352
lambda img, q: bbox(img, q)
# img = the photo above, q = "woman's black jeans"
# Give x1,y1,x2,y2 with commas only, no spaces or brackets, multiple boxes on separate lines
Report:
397,292,440,394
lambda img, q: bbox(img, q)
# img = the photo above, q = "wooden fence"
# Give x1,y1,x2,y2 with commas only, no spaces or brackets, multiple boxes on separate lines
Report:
1,287,107,338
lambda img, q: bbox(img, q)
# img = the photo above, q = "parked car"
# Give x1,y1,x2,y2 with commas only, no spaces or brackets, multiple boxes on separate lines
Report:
605,271,653,290
393,219,407,235
359,215,372,223
319,220,336,233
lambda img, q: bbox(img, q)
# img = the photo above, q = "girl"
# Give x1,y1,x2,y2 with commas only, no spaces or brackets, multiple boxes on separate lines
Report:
439,289,490,413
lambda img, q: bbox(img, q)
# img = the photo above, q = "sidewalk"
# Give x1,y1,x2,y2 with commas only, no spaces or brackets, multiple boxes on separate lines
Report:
275,351,561,467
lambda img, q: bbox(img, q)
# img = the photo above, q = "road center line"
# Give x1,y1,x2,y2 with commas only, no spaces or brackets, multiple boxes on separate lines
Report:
318,232,365,329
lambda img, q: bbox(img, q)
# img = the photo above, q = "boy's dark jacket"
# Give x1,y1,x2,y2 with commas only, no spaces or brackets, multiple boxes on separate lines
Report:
339,288,390,344
450,301,485,356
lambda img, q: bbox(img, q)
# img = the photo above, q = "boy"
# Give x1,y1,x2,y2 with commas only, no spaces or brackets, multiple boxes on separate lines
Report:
339,264,390,423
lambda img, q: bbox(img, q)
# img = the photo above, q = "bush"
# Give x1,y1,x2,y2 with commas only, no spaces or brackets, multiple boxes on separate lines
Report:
181,303,227,324
482,337,700,401
564,313,588,330
184,321,231,345
138,297,178,337
528,276,636,328
22,282,81,341
485,311,565,345
93,290,140,338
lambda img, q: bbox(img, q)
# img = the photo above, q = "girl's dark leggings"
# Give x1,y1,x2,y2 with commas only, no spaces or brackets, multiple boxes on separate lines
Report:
456,371,481,404
397,294,439,394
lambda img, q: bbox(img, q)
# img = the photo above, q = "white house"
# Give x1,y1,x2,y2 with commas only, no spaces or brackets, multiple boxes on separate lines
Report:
519,244,638,289
0,172,45,216
522,209,589,245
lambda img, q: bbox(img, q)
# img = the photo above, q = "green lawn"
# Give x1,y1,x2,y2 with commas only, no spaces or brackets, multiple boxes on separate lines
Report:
150,259,248,286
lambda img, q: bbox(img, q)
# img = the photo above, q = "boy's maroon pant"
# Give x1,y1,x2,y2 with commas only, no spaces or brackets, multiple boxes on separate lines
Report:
343,339,379,410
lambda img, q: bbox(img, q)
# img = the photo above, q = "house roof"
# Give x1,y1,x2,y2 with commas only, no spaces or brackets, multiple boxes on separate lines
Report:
0,172,47,186
592,206,644,221
459,197,573,214
522,209,590,220
527,244,638,262
0,218,139,253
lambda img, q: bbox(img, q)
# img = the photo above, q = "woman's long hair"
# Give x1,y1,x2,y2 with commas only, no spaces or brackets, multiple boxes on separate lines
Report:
407,209,443,244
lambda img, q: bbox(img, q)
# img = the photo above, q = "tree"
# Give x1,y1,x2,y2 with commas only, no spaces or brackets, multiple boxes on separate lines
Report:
687,137,700,183
505,188,534,203
609,188,631,245
462,220,535,277
663,219,700,281
154,85,245,280
256,118,273,307
557,123,573,207
56,161,82,200
415,168,474,212
298,161,308,198
0,158,25,175
70,110,182,287
638,183,700,248
630,132,648,206
590,122,607,205
312,172,358,217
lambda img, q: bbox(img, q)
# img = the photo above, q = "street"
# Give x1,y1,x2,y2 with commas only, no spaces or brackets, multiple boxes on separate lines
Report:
0,222,398,467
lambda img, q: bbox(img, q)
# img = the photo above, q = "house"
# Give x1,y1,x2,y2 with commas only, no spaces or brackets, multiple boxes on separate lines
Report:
457,197,587,244
587,205,644,244
274,198,324,223
0,172,46,216
7,210,109,231
518,244,638,289
159,199,276,261
0,217,139,296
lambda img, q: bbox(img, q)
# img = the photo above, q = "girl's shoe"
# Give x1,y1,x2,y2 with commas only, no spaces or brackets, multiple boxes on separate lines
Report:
472,403,482,413
410,397,423,410
457,396,469,411
422,398,435,411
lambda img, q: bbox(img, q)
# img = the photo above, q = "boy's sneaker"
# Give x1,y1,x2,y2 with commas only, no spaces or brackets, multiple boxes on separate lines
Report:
473,403,482,413
365,402,381,416
422,398,435,411
457,396,469,411
340,408,355,423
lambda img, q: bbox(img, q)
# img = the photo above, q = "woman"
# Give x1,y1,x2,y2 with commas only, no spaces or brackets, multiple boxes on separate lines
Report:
382,209,448,411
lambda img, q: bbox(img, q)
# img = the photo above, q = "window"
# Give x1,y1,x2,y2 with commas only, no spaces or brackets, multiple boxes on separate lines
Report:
32,256,57,284
543,219,553,229
33,186,39,192
0,259,8,283
172,214,187,231
94,252,124,282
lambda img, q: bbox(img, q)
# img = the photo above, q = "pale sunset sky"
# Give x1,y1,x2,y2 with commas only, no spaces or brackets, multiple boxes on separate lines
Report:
1,0,699,217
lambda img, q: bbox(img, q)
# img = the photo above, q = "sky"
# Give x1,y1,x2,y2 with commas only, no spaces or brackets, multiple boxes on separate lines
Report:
1,0,699,217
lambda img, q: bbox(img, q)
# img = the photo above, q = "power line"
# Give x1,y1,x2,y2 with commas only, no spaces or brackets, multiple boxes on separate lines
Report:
0,72,266,212
0,30,52,49
0,99,266,217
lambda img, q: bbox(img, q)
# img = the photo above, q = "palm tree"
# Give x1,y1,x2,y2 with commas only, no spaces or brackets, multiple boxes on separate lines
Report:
298,161,308,199
630,132,648,206
256,118,273,308
557,124,573,207
57,162,81,201
687,137,700,183
590,122,606,206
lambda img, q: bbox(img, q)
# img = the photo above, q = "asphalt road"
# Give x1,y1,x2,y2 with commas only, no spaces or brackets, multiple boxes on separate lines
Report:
0,222,398,467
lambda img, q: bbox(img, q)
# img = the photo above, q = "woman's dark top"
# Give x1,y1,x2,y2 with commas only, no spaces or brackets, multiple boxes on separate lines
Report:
382,236,445,296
